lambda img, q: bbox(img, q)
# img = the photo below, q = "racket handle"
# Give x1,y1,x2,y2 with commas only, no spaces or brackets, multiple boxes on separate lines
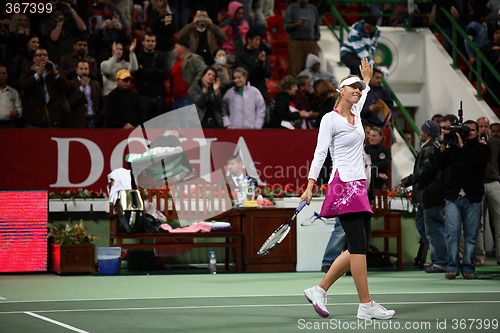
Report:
297,200,307,212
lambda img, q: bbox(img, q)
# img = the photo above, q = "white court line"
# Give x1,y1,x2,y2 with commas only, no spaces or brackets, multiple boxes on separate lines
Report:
24,311,89,333
1,300,499,315
1,290,500,304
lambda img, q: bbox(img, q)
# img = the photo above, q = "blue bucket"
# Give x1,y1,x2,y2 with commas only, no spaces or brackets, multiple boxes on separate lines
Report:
97,247,121,276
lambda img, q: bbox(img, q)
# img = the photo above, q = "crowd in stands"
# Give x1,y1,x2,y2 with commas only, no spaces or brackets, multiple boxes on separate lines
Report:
0,0,498,130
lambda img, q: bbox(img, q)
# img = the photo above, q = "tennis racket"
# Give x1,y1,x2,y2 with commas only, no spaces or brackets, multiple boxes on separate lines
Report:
257,200,308,256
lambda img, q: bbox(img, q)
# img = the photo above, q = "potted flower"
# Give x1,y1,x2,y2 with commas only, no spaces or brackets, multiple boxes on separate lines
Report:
47,220,99,275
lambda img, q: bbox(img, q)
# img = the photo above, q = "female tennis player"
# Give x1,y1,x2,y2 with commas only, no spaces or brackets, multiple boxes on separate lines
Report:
300,58,395,320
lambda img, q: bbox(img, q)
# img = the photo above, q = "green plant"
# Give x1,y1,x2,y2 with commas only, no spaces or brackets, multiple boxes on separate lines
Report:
47,220,99,245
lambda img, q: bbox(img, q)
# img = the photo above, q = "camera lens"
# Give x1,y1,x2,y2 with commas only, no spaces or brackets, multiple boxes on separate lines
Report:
45,63,53,70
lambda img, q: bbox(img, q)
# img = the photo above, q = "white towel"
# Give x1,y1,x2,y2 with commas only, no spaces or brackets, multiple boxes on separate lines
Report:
107,168,132,203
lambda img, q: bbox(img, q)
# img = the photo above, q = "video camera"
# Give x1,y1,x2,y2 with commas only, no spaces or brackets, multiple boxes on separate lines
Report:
442,101,470,146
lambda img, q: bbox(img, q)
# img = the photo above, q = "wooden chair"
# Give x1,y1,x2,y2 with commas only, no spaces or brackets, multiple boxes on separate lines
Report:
370,190,403,270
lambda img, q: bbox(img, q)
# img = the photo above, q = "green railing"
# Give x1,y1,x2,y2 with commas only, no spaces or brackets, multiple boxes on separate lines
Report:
324,0,423,157
436,8,500,106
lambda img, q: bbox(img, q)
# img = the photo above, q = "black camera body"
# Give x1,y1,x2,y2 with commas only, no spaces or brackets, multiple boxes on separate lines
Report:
45,62,53,71
443,124,470,145
442,101,470,146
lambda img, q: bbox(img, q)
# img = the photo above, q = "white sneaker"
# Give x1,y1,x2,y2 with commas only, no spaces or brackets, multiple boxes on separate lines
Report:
357,300,395,320
304,285,329,317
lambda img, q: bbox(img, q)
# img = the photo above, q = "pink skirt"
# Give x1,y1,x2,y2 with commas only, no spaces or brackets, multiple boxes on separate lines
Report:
319,170,373,218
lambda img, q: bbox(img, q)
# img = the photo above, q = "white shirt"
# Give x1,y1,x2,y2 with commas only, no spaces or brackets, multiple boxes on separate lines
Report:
0,85,22,121
308,86,370,183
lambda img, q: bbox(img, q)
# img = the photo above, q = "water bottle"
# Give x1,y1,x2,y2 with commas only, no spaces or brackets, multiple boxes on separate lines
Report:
208,251,217,274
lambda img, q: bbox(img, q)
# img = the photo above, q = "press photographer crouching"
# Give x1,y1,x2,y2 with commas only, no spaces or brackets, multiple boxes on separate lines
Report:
437,119,491,280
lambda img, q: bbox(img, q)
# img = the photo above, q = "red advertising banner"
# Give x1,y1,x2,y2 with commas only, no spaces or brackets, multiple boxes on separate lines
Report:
0,129,320,192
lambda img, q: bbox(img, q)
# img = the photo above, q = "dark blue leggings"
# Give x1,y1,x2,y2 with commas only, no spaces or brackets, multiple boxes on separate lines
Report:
338,212,371,254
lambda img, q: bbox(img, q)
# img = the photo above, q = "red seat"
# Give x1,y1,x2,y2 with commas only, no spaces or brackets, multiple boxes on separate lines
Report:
266,80,281,100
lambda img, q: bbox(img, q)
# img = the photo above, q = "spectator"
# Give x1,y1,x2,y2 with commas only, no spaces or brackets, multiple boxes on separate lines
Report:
66,60,104,128
105,69,141,129
112,0,133,35
226,152,256,192
6,14,32,63
59,36,99,81
222,67,266,129
178,8,226,66
0,65,22,128
269,75,312,129
488,8,500,40
5,14,32,65
365,127,391,190
299,53,339,88
481,119,500,267
311,79,336,128
294,75,314,113
403,129,413,143
432,113,443,124
432,0,464,56
479,26,500,108
19,48,69,128
170,39,206,111
491,122,500,138
254,0,275,28
149,10,177,67
401,120,447,273
169,0,191,31
100,40,138,97
220,1,250,64
87,0,123,35
40,0,87,64
437,120,490,279
360,68,397,128
90,11,130,65
340,15,380,77
464,6,491,80
145,0,169,28
189,66,224,128
8,34,40,90
8,14,31,37
475,116,490,266
134,32,169,122
283,0,321,76
235,28,272,105
212,48,233,95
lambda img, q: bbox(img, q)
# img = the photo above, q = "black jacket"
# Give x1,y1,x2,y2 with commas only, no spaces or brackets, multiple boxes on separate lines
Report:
235,47,272,104
437,136,491,203
105,87,141,128
269,92,302,128
134,51,168,97
402,138,444,208
365,144,391,190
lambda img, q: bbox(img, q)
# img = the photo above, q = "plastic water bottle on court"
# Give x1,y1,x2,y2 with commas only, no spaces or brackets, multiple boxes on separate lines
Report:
209,251,217,274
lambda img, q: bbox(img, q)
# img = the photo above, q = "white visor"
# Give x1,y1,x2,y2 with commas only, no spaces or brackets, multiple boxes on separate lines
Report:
338,76,367,90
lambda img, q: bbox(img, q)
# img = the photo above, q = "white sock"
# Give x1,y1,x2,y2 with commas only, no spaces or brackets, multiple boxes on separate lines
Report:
316,285,326,293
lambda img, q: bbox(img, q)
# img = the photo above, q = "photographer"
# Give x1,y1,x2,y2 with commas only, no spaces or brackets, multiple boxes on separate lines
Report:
19,48,69,127
401,120,446,273
178,8,226,66
40,0,87,64
437,119,491,279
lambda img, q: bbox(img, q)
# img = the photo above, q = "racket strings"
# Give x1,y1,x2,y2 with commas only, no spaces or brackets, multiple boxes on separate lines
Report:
258,226,290,254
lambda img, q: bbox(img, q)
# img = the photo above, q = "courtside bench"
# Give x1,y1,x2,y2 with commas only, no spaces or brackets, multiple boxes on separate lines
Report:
109,186,243,272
